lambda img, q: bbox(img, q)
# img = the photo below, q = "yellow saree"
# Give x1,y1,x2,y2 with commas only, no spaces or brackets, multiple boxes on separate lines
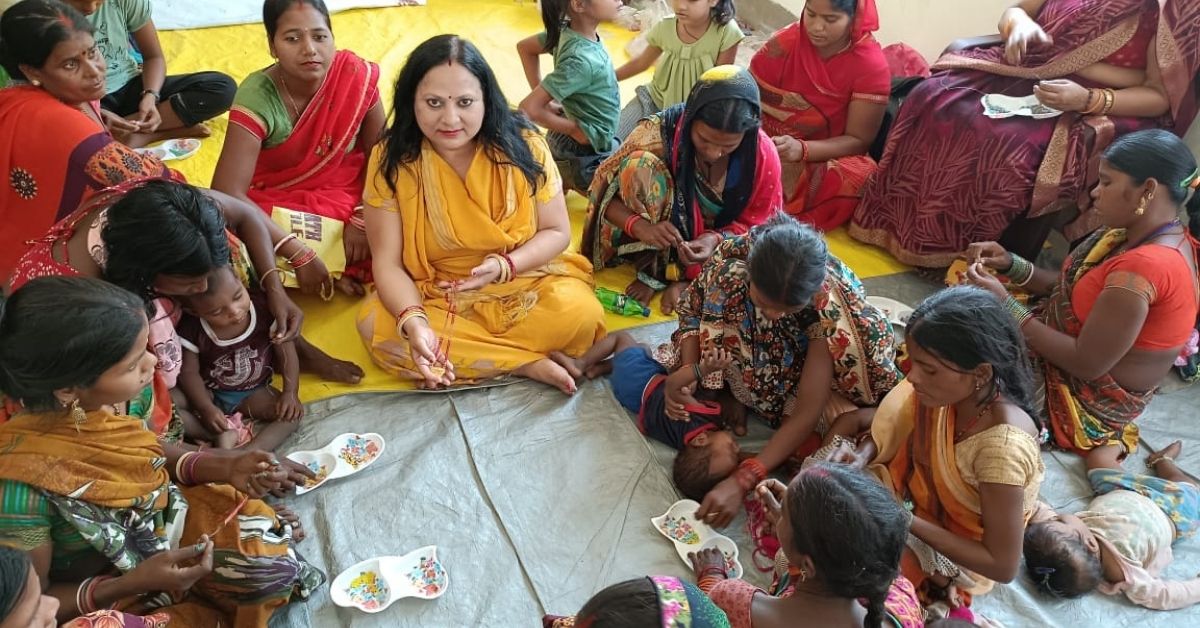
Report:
869,381,1044,597
358,132,605,379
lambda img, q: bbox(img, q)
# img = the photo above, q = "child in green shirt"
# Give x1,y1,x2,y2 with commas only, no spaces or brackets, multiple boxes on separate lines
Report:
517,0,622,194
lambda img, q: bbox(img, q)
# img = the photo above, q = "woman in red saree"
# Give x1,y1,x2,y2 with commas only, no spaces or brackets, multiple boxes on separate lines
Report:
749,0,889,231
212,0,385,295
0,1,171,284
851,0,1200,267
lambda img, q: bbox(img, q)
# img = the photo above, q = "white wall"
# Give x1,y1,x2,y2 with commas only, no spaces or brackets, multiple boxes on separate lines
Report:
766,0,1013,62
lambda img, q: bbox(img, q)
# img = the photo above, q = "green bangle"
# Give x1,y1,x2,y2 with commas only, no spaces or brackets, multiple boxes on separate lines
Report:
1003,295,1033,327
1002,254,1034,285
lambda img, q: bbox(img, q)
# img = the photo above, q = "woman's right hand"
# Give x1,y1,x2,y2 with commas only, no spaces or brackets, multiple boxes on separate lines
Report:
227,451,287,498
122,535,214,595
1003,11,1053,65
404,317,456,389
963,241,1012,271
631,219,683,250
695,477,744,529
755,478,788,529
771,135,805,163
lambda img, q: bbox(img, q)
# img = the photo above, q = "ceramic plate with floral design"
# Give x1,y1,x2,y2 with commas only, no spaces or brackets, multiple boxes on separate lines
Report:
331,546,448,613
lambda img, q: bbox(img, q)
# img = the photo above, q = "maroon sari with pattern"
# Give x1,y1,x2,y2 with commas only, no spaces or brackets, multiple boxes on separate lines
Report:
850,0,1200,267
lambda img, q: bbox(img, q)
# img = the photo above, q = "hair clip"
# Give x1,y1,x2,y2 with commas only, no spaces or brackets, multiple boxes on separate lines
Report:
1182,167,1200,190
1034,566,1055,577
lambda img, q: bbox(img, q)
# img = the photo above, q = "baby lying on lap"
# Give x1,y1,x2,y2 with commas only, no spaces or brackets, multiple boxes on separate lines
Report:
1023,441,1200,610
552,331,741,499
176,266,303,450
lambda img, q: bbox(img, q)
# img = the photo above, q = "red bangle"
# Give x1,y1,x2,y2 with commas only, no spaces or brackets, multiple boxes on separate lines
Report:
502,253,517,281
290,248,318,268
799,140,810,163
623,213,643,235
734,458,767,492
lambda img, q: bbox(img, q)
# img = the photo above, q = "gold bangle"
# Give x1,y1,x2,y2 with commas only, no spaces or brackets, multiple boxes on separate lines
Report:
258,267,282,290
396,310,429,339
1100,88,1115,116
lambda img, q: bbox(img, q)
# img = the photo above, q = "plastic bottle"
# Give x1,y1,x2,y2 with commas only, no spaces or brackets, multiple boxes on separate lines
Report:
595,287,650,317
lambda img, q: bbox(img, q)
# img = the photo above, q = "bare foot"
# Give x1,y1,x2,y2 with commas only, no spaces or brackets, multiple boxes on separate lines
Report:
335,274,366,297
299,341,364,384
624,279,656,308
660,281,688,315
516,358,577,395
584,359,613,379
273,505,306,543
548,351,584,379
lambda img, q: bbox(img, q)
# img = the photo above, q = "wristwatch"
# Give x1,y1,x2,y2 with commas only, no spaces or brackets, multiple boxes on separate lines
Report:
140,89,161,103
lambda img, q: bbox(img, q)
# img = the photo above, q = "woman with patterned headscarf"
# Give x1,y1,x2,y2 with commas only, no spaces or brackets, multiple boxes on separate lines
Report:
582,65,782,315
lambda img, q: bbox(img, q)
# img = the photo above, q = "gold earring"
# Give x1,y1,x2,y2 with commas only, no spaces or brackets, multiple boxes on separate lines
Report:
30,79,41,87
69,399,86,429
799,567,809,582
1135,197,1147,216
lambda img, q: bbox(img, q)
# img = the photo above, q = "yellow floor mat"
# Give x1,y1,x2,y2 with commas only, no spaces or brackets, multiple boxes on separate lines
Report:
155,0,907,401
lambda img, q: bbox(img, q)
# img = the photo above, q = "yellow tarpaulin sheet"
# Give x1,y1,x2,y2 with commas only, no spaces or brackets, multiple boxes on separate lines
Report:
155,0,907,401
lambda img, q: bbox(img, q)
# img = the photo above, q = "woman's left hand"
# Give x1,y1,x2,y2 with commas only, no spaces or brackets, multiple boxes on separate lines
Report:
695,476,745,529
1033,79,1090,112
292,254,332,297
772,135,806,163
964,261,1008,301
438,257,503,292
343,225,371,266
678,234,719,266
273,458,316,496
264,288,304,343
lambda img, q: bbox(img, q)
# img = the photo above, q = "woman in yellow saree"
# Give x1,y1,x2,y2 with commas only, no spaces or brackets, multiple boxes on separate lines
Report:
0,277,320,627
358,35,605,392
832,287,1045,618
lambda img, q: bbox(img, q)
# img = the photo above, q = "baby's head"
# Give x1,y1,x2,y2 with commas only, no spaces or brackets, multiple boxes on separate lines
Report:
1023,513,1104,598
179,266,252,328
672,429,740,500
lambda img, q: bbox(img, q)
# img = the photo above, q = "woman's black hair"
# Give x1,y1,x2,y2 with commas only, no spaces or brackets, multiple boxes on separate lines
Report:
787,463,907,628
828,0,859,17
1102,128,1200,236
0,547,32,621
1023,520,1103,598
693,98,759,136
0,277,146,412
262,0,332,41
710,0,736,25
101,180,231,308
908,286,1041,424
575,578,660,627
378,34,543,195
0,0,93,80
748,213,829,308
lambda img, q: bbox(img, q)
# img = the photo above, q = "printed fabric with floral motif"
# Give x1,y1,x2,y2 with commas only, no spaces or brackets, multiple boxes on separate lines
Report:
672,234,900,426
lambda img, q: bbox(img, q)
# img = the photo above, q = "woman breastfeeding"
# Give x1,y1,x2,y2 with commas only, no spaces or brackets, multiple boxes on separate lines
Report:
0,0,172,281
831,287,1045,616
358,35,604,393
581,65,782,314
0,277,322,626
212,0,386,296
966,129,1200,463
